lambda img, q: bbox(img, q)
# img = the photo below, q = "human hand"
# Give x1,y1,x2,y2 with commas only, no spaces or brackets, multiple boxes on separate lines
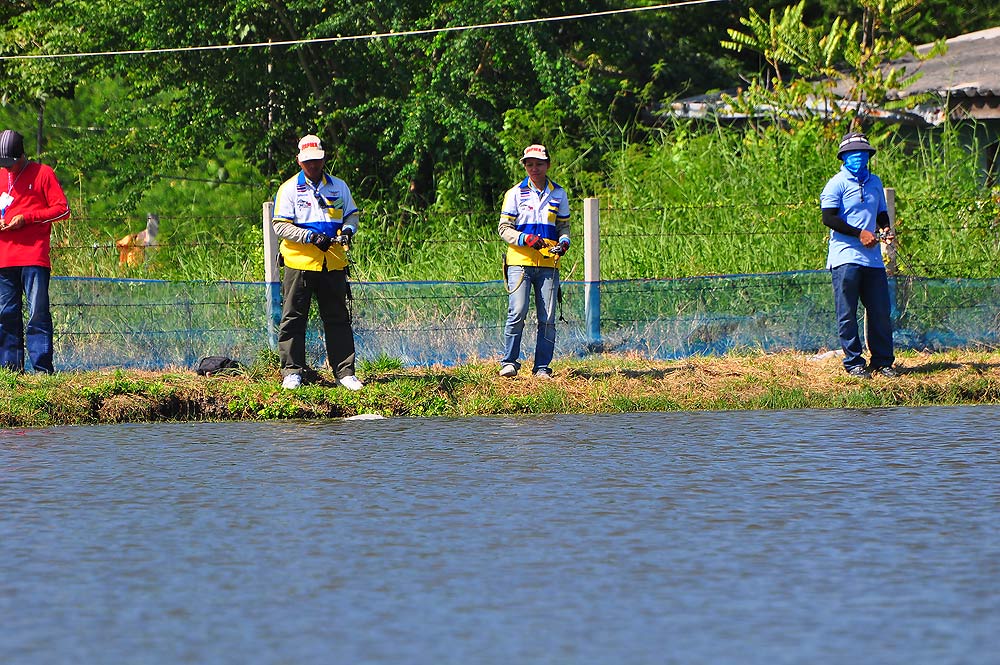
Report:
523,233,546,250
549,240,570,256
309,232,333,252
859,229,877,248
337,227,354,246
0,214,25,231
876,228,895,244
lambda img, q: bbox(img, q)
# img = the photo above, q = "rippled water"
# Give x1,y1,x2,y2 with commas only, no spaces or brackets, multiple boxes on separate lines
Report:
2,407,998,664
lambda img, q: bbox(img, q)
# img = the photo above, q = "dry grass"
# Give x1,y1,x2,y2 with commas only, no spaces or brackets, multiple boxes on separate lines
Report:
372,348,1000,414
3,349,1000,427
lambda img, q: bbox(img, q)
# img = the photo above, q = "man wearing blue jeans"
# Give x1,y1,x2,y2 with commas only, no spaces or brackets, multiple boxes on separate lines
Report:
821,131,897,378
497,144,570,378
0,129,70,373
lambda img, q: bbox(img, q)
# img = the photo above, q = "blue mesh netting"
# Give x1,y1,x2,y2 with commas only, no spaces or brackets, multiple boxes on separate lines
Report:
46,271,1000,371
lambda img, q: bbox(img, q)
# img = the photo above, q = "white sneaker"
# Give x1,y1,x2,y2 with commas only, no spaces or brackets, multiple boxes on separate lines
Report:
281,373,302,390
499,363,517,378
339,375,364,391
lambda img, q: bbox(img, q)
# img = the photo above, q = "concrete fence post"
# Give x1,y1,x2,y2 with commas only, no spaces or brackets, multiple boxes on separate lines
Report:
883,187,897,276
583,197,601,348
883,187,899,329
262,201,281,349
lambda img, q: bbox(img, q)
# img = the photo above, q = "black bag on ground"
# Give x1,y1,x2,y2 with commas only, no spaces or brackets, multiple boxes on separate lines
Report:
195,356,242,376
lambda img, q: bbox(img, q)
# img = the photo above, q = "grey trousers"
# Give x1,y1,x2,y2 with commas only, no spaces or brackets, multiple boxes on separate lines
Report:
277,266,357,379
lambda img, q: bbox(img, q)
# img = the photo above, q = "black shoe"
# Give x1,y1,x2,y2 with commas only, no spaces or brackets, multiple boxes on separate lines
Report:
871,366,900,378
846,365,870,378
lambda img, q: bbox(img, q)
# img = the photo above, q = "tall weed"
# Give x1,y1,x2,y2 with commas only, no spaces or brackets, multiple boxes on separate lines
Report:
49,121,1000,283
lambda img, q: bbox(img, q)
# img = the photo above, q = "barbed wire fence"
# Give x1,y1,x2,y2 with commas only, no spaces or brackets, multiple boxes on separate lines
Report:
43,193,1000,370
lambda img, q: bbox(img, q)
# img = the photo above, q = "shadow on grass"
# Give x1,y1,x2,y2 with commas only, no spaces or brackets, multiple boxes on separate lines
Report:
353,371,465,393
567,366,689,380
904,361,1000,374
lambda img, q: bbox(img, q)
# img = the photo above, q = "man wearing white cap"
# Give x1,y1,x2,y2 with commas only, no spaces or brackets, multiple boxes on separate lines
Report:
821,131,897,378
0,129,71,373
497,144,571,378
271,134,363,390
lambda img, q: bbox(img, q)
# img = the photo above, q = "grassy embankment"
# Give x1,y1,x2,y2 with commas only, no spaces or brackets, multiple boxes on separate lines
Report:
3,349,1000,427
4,124,996,427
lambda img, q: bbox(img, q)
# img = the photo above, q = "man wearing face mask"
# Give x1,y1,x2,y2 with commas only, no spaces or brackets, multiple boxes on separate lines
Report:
820,131,897,378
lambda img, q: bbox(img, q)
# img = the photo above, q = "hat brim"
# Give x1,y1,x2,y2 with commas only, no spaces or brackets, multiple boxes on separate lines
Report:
837,143,876,159
298,149,325,162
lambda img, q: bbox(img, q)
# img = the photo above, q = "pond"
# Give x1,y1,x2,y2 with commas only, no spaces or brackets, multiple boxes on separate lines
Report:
2,406,997,664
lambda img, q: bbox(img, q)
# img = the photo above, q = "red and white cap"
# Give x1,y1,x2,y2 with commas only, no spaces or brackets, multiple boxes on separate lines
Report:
519,144,549,163
297,135,325,162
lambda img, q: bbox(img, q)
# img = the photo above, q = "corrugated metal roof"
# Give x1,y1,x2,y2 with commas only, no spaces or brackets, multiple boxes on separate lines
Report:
669,26,1000,127
830,26,1000,100
903,27,1000,98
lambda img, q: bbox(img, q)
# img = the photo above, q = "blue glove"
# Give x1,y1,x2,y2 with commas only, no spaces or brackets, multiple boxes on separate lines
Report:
309,232,333,252
338,227,354,246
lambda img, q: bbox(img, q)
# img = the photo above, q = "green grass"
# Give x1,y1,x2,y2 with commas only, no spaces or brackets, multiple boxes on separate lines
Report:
44,120,1000,284
3,350,1000,426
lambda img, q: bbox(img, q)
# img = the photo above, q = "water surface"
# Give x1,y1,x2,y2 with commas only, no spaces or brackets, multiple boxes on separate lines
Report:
2,407,997,664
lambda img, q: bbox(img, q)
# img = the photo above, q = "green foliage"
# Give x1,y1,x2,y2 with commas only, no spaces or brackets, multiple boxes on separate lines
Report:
19,114,999,284
0,0,748,213
227,387,307,419
3,0,998,287
78,371,164,401
721,0,943,128
358,354,405,374
244,348,280,382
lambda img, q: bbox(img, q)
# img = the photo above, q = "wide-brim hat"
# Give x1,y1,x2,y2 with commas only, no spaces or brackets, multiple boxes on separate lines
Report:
837,132,876,160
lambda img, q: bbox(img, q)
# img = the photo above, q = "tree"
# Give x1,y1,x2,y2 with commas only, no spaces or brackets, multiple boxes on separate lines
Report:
1,0,747,212
2,0,995,214
720,0,944,131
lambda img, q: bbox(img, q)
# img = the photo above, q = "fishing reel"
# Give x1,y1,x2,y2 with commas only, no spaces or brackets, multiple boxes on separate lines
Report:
875,228,895,244
540,240,570,258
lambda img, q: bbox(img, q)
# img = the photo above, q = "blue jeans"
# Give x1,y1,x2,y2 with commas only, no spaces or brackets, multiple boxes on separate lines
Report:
0,266,54,373
503,265,558,372
831,263,894,370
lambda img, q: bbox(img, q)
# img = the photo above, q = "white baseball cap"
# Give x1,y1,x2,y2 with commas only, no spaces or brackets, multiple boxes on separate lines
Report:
519,144,549,163
297,135,325,162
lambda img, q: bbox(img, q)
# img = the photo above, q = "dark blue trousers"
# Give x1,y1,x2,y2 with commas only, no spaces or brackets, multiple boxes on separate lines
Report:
831,263,894,371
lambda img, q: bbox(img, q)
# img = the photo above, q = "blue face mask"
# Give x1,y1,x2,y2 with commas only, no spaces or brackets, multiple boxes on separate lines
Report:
842,150,870,176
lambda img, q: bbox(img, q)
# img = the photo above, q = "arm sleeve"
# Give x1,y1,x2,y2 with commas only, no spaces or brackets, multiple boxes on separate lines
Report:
876,211,891,230
822,208,860,237
498,188,522,245
556,194,570,242
340,183,359,230
273,220,313,243
271,179,311,242
342,211,359,233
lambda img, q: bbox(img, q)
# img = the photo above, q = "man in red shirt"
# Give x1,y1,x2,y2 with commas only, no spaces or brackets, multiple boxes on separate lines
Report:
0,129,70,373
